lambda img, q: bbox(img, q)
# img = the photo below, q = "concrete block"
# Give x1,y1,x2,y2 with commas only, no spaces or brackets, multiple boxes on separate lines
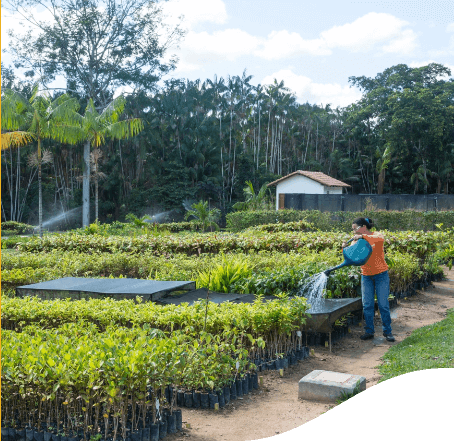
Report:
298,370,366,402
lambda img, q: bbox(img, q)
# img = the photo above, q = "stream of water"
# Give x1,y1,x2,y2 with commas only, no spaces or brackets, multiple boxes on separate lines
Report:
34,206,82,231
297,272,328,312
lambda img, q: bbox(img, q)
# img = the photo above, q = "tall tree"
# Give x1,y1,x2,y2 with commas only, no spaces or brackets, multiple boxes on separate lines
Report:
5,0,183,108
76,96,143,227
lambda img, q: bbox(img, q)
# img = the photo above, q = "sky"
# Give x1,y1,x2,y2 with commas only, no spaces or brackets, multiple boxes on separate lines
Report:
2,0,454,108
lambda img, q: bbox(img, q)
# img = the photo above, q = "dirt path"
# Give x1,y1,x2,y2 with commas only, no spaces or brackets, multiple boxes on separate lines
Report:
167,267,454,441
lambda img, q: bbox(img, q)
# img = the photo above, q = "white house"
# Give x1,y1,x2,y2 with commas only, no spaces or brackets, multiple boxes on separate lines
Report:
267,170,351,210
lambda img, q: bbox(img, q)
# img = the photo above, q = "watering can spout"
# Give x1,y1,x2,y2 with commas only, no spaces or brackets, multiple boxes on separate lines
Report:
324,261,348,277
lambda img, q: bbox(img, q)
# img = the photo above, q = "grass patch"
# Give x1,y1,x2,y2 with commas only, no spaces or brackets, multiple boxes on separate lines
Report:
378,307,454,382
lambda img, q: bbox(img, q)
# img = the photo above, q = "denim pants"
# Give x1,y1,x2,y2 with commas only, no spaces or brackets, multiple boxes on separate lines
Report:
361,270,392,335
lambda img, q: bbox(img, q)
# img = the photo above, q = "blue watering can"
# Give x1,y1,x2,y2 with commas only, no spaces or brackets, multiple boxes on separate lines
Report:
324,237,373,276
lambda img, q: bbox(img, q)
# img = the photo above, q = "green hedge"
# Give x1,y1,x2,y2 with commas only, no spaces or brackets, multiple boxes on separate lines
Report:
226,209,454,232
1,221,34,235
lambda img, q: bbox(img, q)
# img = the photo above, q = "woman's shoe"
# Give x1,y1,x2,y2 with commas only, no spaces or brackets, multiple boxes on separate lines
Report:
383,332,395,342
360,333,374,340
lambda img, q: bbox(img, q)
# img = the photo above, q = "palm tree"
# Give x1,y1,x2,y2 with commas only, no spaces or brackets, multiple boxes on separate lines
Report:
232,181,270,211
184,200,221,232
1,87,80,236
76,96,144,227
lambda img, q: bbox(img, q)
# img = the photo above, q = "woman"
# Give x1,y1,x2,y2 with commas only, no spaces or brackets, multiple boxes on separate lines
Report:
342,217,395,342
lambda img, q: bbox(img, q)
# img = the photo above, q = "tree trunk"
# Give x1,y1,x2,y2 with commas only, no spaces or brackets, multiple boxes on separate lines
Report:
82,140,91,227
38,138,43,237
377,168,385,194
95,179,99,222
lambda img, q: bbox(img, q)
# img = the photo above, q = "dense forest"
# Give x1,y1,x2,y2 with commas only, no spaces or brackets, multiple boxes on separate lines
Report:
2,0,454,227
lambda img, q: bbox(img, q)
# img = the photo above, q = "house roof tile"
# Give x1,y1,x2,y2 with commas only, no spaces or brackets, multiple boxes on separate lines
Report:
267,171,351,187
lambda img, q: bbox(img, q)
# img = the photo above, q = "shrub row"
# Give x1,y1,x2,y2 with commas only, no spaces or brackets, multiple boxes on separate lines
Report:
2,247,440,297
1,221,34,235
1,295,310,356
7,229,452,260
226,209,454,232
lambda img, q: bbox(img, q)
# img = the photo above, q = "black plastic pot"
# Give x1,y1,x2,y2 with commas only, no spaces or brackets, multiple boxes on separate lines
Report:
223,386,230,404
290,354,297,365
9,428,17,441
242,377,249,395
184,392,193,408
200,392,209,409
236,379,243,397
131,431,141,441
43,432,52,441
275,358,283,369
174,409,182,431
229,382,237,400
252,372,259,389
248,374,253,391
177,391,184,407
208,393,219,409
149,424,159,441
17,429,27,441
296,349,304,360
166,413,176,434
67,436,78,441
26,430,34,441
192,391,201,408
59,436,67,441
141,427,151,441
217,390,225,408
261,362,268,371
2,428,10,441
164,386,170,403
158,420,167,440
267,360,276,370
282,357,289,369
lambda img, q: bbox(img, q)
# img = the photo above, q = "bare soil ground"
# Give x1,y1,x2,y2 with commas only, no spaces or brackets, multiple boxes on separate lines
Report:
167,267,454,441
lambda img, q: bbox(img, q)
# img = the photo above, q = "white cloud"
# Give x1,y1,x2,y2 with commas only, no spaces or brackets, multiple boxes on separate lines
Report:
254,31,330,59
176,29,260,65
320,12,417,54
176,11,418,67
261,69,362,108
162,0,228,29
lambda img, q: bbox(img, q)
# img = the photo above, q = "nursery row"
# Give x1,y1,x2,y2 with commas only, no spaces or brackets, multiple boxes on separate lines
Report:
1,324,255,440
2,245,443,297
6,229,453,260
1,296,310,351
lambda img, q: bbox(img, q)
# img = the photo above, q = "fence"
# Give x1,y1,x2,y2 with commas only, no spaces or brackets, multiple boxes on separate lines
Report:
283,194,454,212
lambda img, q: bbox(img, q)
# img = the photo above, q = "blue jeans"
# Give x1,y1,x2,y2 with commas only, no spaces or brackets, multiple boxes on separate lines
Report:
361,270,392,335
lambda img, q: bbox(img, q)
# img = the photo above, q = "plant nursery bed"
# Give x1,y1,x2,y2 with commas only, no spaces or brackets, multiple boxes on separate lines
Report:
161,267,454,441
15,277,196,301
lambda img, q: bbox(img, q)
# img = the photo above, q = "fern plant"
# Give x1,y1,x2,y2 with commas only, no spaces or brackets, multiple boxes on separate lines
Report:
196,254,252,293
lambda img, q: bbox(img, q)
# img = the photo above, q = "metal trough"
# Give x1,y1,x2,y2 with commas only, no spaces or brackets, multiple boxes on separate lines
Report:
303,298,362,334
302,297,363,351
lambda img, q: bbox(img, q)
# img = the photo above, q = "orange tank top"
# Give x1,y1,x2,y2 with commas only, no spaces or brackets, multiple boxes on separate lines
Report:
360,232,388,276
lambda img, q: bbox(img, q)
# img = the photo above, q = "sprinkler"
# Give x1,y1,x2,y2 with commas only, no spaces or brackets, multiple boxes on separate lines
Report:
324,237,373,277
